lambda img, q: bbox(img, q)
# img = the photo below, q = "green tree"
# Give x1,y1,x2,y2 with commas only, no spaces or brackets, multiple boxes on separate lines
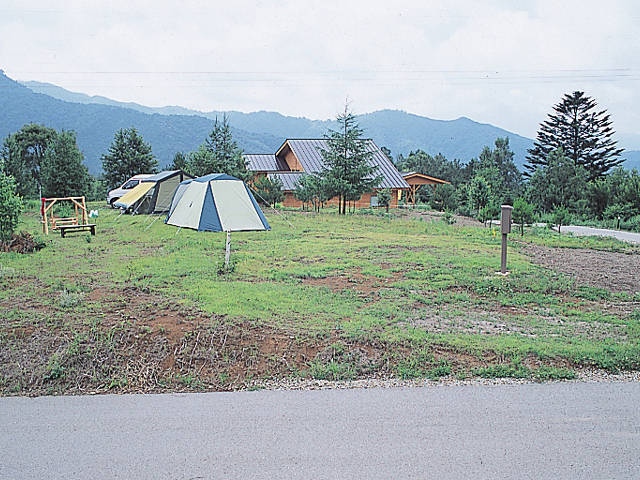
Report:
1,124,57,198
188,115,248,179
471,138,521,203
0,135,18,177
169,151,187,171
185,145,214,178
603,203,632,229
525,91,623,181
319,106,382,214
377,188,391,213
0,172,23,243
101,127,158,190
512,197,535,235
552,205,571,233
527,148,589,213
396,150,466,187
586,177,610,219
253,176,284,208
294,175,314,210
294,174,330,212
468,175,491,218
607,167,640,216
431,183,457,212
477,204,499,226
40,131,91,197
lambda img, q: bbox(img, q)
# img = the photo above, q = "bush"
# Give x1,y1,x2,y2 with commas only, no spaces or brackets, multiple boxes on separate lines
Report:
253,176,283,208
623,215,640,233
552,205,571,233
512,198,535,235
0,173,23,243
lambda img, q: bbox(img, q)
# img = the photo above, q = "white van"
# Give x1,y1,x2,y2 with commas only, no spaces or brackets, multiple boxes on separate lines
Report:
107,174,154,207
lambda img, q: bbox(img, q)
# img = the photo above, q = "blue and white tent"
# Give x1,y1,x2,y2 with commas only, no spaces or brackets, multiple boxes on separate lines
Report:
166,173,270,232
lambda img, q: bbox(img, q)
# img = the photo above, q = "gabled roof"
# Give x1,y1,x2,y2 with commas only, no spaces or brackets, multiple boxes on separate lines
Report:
268,172,305,191
269,139,409,189
402,172,450,185
245,154,289,172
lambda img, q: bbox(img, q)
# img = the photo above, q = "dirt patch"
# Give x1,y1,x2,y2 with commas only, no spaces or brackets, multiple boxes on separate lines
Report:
397,209,482,227
518,244,640,294
2,283,580,396
302,268,401,297
3,285,421,395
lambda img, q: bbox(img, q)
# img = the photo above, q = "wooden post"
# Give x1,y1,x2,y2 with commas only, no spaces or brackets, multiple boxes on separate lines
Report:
500,205,513,274
224,231,231,269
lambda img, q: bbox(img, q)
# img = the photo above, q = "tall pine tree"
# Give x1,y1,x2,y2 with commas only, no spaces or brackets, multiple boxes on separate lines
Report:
319,106,382,214
187,115,248,180
101,127,158,190
525,91,623,181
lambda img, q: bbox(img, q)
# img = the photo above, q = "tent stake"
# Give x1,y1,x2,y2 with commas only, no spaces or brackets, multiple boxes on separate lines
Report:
224,231,231,268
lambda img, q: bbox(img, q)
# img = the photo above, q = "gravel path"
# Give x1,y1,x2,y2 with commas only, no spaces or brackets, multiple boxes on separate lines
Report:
563,225,640,244
251,369,640,391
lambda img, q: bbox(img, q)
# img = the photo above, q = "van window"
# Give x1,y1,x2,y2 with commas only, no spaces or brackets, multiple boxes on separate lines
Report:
122,180,140,189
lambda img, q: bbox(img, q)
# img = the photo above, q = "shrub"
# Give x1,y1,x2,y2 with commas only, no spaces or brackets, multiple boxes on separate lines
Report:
552,205,571,233
0,173,23,243
623,214,640,233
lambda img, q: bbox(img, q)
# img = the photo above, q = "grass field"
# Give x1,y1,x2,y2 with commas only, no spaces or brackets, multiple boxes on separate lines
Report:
1,203,639,395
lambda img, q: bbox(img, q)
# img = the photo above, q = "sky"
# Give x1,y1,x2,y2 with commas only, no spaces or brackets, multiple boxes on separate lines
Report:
2,0,640,146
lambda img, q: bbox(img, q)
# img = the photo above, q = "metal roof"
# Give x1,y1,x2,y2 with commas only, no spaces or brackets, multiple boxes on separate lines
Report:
283,139,326,173
268,172,305,191
282,139,409,189
245,154,289,172
246,139,409,190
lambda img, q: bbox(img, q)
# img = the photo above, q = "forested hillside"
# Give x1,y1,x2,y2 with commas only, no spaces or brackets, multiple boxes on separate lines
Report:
13,74,536,171
4,72,639,174
1,73,280,174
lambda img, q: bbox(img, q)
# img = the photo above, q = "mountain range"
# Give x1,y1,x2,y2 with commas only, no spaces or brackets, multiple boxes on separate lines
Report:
1,71,638,175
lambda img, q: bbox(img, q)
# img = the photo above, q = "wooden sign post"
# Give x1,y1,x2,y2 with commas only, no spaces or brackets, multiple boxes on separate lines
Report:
500,205,513,274
225,231,232,269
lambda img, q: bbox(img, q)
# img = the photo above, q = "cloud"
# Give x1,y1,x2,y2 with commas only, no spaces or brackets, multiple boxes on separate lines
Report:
1,0,639,141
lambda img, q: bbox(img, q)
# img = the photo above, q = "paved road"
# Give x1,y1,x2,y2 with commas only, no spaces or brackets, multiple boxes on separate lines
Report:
2,382,639,479
562,225,640,244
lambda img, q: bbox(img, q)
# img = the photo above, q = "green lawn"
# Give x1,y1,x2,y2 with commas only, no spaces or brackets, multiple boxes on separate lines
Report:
1,203,639,394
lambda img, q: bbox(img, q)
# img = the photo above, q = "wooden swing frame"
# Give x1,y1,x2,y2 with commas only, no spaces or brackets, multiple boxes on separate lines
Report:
41,196,96,236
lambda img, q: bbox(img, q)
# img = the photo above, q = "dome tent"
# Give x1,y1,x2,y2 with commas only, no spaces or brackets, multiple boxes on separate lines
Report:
165,173,270,267
166,173,270,232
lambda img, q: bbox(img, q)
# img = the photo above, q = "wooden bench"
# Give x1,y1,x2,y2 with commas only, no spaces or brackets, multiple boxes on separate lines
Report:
58,224,97,237
52,217,78,228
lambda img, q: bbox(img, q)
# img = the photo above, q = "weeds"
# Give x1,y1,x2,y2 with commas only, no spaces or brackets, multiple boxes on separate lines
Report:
2,204,639,394
472,363,531,379
533,367,577,381
307,342,374,380
58,290,85,309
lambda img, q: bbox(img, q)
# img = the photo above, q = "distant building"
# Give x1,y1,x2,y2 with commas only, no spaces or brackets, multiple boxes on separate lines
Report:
401,172,450,206
245,139,409,208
